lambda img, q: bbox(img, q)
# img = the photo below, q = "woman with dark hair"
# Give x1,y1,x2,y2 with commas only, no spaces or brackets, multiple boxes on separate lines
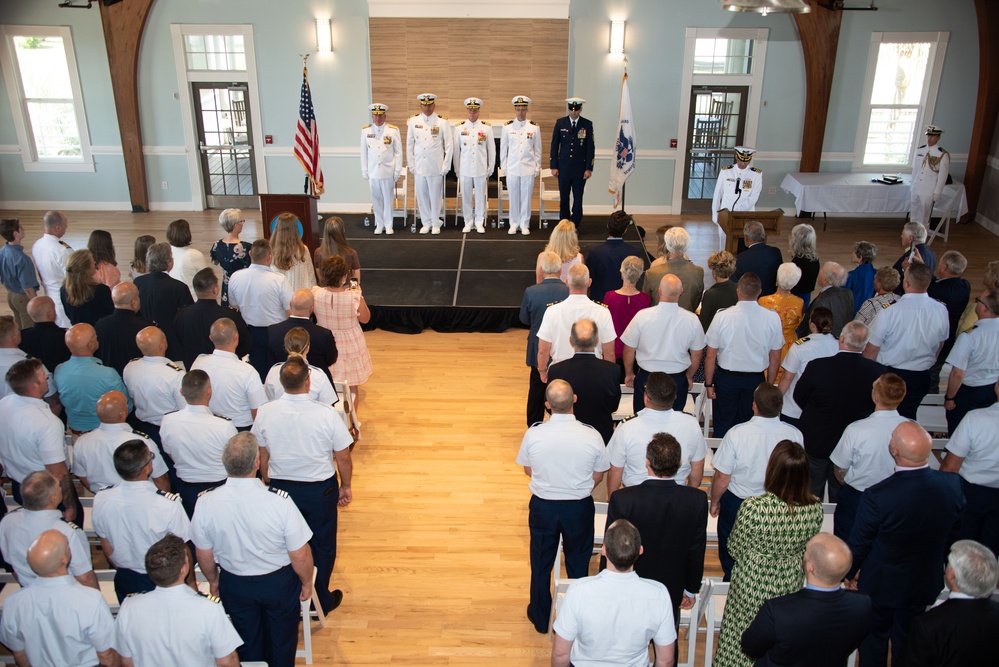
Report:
777,307,839,426
314,216,360,287
845,241,878,314
166,218,207,298
86,230,120,288
713,441,823,667
60,249,114,325
130,235,155,280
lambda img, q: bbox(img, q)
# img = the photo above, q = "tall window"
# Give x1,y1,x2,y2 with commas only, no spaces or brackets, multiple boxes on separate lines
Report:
856,32,948,169
0,26,93,171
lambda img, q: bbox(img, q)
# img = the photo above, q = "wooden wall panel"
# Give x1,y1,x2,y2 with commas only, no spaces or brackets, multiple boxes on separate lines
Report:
370,18,570,212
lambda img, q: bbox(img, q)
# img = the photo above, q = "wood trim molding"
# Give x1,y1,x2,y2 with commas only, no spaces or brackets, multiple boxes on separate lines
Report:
965,0,999,221
99,0,156,212
792,1,843,173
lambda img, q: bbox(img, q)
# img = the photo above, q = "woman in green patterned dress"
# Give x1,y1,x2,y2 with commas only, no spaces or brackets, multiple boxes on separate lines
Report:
713,440,824,667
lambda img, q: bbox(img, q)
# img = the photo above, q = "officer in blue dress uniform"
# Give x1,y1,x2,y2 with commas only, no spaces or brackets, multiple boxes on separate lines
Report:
549,97,595,227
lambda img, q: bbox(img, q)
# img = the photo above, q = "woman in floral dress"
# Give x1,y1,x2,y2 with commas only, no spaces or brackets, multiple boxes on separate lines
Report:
210,208,251,307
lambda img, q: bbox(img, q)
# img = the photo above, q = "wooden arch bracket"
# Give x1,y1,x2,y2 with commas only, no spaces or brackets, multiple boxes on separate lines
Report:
964,0,999,221
793,1,843,173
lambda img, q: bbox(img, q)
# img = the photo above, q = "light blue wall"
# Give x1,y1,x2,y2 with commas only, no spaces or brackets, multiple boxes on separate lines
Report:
0,0,982,213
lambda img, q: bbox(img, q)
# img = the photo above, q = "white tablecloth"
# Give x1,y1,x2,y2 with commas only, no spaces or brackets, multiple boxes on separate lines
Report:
780,172,968,218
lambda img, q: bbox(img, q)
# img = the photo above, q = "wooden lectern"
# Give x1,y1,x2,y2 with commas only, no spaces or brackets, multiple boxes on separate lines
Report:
717,208,784,255
258,194,321,252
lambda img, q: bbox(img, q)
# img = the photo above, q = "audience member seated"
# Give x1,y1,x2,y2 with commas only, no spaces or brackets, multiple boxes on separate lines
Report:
699,250,738,331
267,288,338,379
551,519,676,667
72,390,169,493
17,296,70,373
905,539,999,667
603,256,650,377
845,240,877,313
797,261,853,338
209,209,251,307
60,249,114,326
547,319,621,443
166,218,208,298
891,221,936,295
191,318,266,431
270,212,317,291
264,328,339,405
645,226,703,312
830,372,908,540
788,223,820,308
135,241,195,362
855,266,900,327
0,530,116,667
314,216,361,287
956,259,998,333
174,267,252,371
777,307,837,427
86,229,121,288
758,262,804,364
535,219,582,284
93,281,155,375
741,533,873,667
55,323,131,434
713,441,822,667
584,210,644,301
710,384,804,580
732,220,782,297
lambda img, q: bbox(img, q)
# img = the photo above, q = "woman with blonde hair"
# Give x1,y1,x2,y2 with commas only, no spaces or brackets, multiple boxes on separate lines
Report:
313,255,373,423
60,249,114,325
210,208,251,306
314,216,361,287
263,327,339,404
86,230,120,288
604,255,651,377
699,250,738,331
535,219,582,283
270,213,316,291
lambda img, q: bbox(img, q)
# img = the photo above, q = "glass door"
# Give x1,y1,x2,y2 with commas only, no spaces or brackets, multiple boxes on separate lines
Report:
682,85,748,214
193,83,258,209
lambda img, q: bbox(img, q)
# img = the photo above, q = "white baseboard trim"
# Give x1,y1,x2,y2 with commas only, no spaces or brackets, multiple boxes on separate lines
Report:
976,212,999,237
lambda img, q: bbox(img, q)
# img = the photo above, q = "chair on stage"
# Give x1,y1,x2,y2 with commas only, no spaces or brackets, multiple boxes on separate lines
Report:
496,168,511,227
539,169,561,228
391,172,408,230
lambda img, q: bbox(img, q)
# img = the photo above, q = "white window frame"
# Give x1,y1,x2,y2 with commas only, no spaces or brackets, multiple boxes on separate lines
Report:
672,27,769,215
170,24,267,209
853,31,949,171
0,25,94,172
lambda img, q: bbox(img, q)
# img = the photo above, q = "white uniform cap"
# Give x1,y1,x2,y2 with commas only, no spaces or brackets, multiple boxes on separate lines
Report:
925,125,944,136
417,93,437,105
565,97,586,109
734,146,756,161
464,97,483,109
512,96,532,107
369,103,388,115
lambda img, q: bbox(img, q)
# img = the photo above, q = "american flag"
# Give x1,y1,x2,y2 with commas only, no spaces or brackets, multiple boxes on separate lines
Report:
294,66,325,195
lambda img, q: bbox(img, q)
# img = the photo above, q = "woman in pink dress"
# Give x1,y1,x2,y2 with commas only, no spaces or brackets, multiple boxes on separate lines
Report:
603,255,651,380
313,255,372,422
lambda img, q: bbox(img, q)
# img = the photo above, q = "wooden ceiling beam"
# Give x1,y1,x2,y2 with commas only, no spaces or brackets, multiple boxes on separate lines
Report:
792,0,843,173
964,0,999,221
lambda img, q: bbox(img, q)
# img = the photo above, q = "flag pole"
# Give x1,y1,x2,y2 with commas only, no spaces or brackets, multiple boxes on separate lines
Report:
298,53,314,196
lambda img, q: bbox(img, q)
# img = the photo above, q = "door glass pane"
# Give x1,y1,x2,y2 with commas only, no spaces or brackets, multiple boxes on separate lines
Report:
196,85,255,198
694,39,754,75
688,90,743,199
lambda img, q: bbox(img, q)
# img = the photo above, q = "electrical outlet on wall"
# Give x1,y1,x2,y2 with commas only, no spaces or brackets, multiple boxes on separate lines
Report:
768,187,776,194
162,182,168,190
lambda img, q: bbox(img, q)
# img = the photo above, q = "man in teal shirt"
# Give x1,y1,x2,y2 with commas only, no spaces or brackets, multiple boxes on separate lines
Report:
54,323,130,433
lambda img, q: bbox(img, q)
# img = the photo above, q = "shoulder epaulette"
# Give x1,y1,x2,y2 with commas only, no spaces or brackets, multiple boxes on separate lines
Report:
578,422,598,432
61,518,81,531
751,167,762,173
213,413,232,421
939,147,949,155
917,144,927,149
156,489,180,501
268,486,290,499
59,240,72,249
439,115,448,120
412,113,420,117
129,356,141,363
722,165,733,170
546,300,563,307
793,336,809,345
126,590,149,598
362,124,371,129
197,486,219,497
132,429,150,439
456,120,465,126
482,121,491,126
529,120,538,126
505,119,514,125
881,301,893,309
620,414,637,424
591,300,609,309
970,324,978,331
198,591,222,603
387,124,398,130
528,420,546,428
166,362,182,372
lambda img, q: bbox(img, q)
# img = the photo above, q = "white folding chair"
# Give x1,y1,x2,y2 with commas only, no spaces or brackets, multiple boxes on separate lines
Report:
333,380,360,438
593,501,608,553
821,502,836,534
613,383,635,421
496,168,510,226
678,581,707,667
706,500,718,550
926,187,962,245
392,171,408,228
548,536,577,640
538,169,561,228
917,394,948,434
692,382,713,437
702,579,730,667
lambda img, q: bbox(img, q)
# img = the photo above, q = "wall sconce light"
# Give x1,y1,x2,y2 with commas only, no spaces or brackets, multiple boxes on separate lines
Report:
609,20,626,56
316,18,333,53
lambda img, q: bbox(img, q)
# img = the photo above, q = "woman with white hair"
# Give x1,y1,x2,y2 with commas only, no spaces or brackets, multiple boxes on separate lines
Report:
210,208,252,307
788,223,819,308
758,262,804,365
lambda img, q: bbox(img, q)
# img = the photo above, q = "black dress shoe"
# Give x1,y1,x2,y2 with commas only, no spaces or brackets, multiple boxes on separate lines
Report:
526,605,548,634
322,589,344,614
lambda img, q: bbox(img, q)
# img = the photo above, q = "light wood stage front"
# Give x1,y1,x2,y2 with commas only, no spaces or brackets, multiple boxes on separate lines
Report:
2,209,998,665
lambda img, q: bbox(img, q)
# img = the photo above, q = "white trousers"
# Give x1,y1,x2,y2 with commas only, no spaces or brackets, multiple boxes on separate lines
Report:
461,175,487,226
369,177,394,230
910,189,935,225
415,174,444,229
506,174,535,230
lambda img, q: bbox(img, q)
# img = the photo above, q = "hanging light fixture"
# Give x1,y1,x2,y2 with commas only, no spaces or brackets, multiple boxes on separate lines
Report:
720,0,811,14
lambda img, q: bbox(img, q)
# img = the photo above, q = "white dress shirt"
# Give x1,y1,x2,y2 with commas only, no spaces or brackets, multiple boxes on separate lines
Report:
92,481,190,572
190,350,266,427
829,410,908,491
608,408,707,487
706,301,784,372
122,356,186,425
0,509,92,587
712,416,804,499
620,302,706,373
72,423,168,491
946,404,999,488
251,393,353,482
868,292,948,370
516,414,610,500
0,394,67,483
780,333,840,419
226,264,293,327
536,295,617,365
159,405,236,483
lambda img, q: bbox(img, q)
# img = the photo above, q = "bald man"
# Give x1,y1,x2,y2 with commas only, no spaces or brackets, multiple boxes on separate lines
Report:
17,295,71,372
94,281,155,375
547,319,621,443
0,529,117,667
267,288,338,380
30,211,73,327
54,323,131,433
72,390,169,493
191,318,266,430
846,421,965,667
122,326,185,447
742,533,873,666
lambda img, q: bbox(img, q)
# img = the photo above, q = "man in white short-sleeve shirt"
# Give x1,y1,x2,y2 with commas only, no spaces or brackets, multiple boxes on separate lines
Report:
191,318,266,429
537,264,616,376
552,519,676,667
943,288,999,433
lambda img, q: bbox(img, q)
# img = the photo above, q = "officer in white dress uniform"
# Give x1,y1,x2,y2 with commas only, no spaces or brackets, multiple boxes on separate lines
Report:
252,356,353,615
72,390,170,493
92,441,190,601
0,471,97,589
115,534,243,667
192,433,314,667
501,95,542,235
536,264,617,375
712,146,763,225
454,97,495,233
360,103,403,235
407,93,454,234
910,125,950,225
190,318,267,429
0,530,117,667
159,370,237,517
30,211,73,328
122,325,186,445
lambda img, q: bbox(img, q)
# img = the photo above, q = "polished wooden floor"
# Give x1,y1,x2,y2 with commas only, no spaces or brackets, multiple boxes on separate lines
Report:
2,208,997,665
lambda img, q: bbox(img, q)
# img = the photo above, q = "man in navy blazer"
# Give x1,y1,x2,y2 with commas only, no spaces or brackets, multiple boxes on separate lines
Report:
134,243,193,362
549,98,595,227
519,252,570,427
905,539,999,667
732,220,782,296
742,533,873,667
584,210,645,301
846,421,965,667
606,432,707,640
267,289,337,381
547,319,621,443
174,269,251,371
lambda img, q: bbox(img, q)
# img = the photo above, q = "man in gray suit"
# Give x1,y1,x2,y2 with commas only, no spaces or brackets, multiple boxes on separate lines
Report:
798,262,854,338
